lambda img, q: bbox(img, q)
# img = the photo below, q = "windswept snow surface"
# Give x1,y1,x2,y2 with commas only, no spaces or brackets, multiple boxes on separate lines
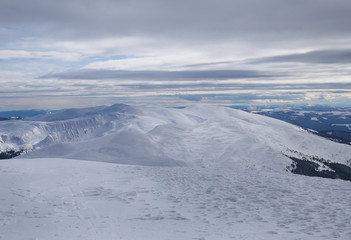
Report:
1,103,351,169
0,158,350,240
1,104,351,239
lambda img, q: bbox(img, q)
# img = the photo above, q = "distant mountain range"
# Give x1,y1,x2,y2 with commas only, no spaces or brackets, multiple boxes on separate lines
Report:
238,106,351,145
0,110,55,120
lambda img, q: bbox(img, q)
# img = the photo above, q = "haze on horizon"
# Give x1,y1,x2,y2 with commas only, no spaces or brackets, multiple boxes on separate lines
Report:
1,0,351,110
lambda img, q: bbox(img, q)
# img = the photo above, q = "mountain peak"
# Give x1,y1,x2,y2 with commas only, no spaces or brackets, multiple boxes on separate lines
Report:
1,104,351,179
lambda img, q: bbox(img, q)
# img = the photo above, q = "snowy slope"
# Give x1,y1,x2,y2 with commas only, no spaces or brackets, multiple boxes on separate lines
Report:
1,103,351,171
1,157,350,240
1,104,351,239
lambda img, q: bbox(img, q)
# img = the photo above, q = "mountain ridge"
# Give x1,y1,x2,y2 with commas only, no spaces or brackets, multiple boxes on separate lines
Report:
1,104,351,239
1,104,351,179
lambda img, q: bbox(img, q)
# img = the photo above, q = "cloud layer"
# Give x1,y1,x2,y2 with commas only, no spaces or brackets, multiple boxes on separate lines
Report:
1,0,351,110
40,69,274,80
251,49,351,64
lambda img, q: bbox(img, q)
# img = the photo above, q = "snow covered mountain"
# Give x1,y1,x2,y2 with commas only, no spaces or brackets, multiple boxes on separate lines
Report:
1,104,351,239
1,103,351,177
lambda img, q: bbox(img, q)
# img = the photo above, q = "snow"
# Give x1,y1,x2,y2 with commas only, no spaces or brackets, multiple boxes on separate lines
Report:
0,158,350,240
1,104,350,168
1,104,351,239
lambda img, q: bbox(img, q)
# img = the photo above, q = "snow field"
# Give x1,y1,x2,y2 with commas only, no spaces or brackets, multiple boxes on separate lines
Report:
0,158,350,240
1,104,351,239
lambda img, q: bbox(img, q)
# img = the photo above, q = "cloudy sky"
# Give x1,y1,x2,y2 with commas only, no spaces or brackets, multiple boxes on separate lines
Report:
1,0,351,110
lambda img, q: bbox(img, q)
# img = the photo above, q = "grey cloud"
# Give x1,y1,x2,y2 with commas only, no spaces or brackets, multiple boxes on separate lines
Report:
118,82,351,91
250,49,351,64
177,93,302,102
177,95,204,102
1,0,351,44
2,0,351,110
40,69,274,80
179,61,236,68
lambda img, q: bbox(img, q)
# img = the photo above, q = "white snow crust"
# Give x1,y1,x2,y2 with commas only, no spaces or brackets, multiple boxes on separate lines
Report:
0,158,350,240
1,104,351,239
1,103,351,169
